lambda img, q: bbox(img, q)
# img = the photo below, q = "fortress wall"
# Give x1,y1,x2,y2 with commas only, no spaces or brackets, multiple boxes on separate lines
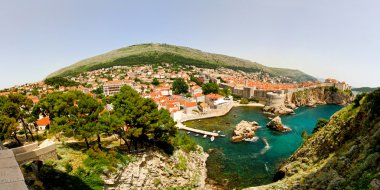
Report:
14,142,56,164
11,142,38,155
266,92,286,107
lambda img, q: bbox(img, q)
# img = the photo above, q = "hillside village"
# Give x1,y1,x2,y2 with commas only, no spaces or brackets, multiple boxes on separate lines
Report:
0,64,350,126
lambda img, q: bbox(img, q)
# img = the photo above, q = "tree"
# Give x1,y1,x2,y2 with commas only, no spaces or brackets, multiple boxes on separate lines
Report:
220,88,232,97
7,94,35,141
0,115,20,147
172,78,188,94
190,76,203,86
313,118,329,133
34,91,103,149
353,92,367,107
44,77,80,88
110,86,177,152
152,78,160,86
0,96,23,145
202,83,219,95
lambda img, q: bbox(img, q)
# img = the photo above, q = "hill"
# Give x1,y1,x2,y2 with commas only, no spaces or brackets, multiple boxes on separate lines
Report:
249,89,380,189
48,43,317,82
352,87,379,93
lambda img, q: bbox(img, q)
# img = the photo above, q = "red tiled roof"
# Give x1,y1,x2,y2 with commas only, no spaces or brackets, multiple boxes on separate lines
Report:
185,102,197,107
206,93,223,100
36,117,50,126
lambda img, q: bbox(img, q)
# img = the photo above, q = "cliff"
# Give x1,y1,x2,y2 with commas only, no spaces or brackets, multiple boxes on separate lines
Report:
104,147,208,189
289,86,354,107
247,89,380,190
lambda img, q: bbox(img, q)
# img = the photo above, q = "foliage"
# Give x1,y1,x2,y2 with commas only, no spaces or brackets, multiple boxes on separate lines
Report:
172,133,197,153
312,118,329,133
232,94,241,101
0,94,34,144
34,91,103,149
91,86,104,95
176,154,188,171
110,86,177,152
201,83,219,95
190,75,203,86
352,87,380,93
172,78,189,94
362,88,380,119
240,98,249,104
353,92,367,107
220,88,232,97
152,78,160,86
44,77,80,88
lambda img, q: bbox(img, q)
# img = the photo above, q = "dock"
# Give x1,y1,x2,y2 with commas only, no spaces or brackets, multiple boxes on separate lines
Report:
176,122,219,137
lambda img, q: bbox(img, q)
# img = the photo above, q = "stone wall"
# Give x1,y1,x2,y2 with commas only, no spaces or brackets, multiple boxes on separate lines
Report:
12,140,57,165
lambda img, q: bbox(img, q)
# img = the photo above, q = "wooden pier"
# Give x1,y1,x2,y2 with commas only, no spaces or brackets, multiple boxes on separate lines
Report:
176,122,219,137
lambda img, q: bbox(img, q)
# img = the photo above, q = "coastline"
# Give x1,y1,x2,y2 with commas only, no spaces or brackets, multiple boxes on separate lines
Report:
179,101,264,123
233,102,265,107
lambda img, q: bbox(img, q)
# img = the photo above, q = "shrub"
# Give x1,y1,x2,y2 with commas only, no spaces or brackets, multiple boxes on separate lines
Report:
313,118,329,133
173,133,197,153
240,98,249,104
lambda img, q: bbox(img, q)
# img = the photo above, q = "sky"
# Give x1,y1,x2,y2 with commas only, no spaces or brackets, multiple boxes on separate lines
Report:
0,0,379,89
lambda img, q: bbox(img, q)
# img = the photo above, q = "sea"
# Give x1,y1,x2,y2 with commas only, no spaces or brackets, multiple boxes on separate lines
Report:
184,104,343,189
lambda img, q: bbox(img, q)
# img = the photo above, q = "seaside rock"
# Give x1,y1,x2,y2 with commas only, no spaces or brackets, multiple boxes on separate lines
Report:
263,105,294,116
266,116,292,132
231,120,259,142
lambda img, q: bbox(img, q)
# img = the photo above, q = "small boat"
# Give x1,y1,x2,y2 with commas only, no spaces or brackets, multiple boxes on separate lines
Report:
220,134,226,137
195,134,199,137
217,131,221,133
210,136,215,141
187,132,190,135
203,134,207,138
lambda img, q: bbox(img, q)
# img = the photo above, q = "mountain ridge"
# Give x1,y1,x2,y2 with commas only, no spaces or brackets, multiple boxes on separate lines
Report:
48,43,317,82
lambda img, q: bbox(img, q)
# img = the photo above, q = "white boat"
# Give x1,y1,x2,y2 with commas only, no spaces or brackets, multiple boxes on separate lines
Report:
187,132,190,135
203,134,207,138
195,134,199,137
217,131,221,133
220,134,226,137
210,136,215,141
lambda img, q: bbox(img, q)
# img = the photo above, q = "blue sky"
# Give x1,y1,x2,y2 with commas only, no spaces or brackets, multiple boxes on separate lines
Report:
0,0,379,88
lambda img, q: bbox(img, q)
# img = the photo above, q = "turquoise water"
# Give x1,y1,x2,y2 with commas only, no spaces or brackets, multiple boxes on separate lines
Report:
185,105,343,189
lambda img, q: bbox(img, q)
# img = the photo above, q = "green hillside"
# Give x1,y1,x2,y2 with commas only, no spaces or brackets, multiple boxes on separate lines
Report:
48,43,317,82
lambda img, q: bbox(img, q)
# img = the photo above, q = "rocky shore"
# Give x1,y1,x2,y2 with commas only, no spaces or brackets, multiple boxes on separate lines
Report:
104,147,208,190
231,120,260,142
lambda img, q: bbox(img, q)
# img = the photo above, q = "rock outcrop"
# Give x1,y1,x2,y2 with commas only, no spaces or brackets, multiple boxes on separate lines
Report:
263,86,354,116
104,147,208,190
290,86,354,107
231,120,260,142
266,116,292,132
246,89,380,189
262,105,294,116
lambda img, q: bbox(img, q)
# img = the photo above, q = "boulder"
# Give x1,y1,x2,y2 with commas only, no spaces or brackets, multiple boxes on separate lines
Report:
231,120,259,142
266,116,292,132
263,105,294,116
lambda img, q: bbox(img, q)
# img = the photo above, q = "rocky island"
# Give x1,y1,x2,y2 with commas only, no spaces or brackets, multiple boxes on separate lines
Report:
266,116,292,132
231,120,260,142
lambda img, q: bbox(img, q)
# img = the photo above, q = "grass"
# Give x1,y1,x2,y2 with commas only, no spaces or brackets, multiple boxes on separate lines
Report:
33,142,131,190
